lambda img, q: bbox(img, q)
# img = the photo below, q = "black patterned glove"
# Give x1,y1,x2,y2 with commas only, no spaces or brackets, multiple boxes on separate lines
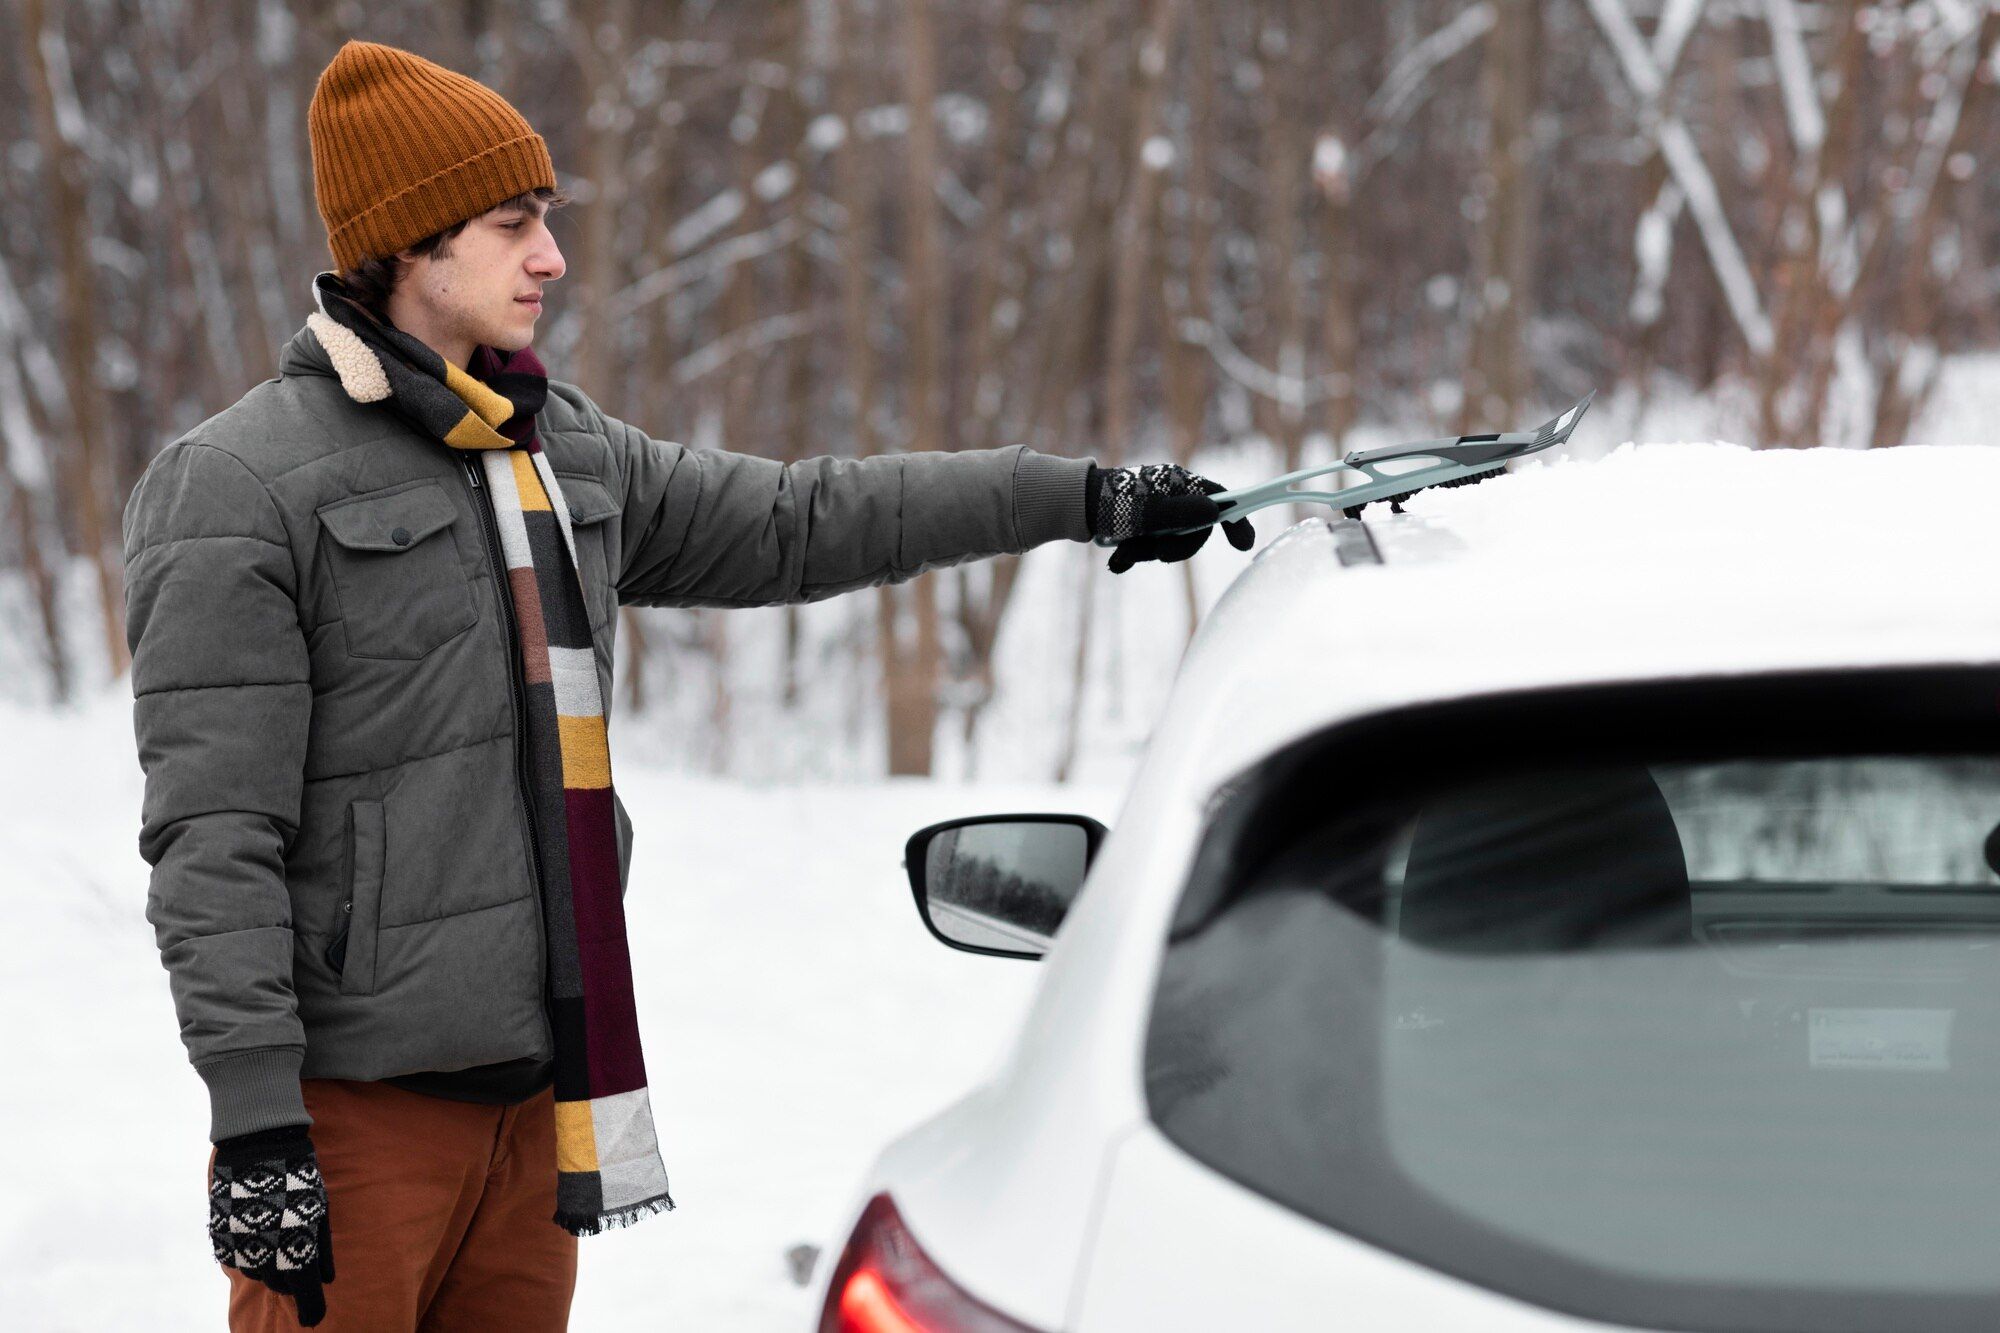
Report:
1085,463,1255,574
210,1125,335,1327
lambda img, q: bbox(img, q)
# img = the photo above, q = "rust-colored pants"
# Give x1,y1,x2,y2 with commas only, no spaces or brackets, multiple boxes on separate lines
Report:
209,1078,578,1331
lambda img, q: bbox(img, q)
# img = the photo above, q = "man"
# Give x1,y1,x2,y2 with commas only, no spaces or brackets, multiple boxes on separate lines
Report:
122,39,1251,1331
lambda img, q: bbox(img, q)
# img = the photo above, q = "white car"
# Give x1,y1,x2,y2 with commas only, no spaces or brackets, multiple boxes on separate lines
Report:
811,442,2000,1332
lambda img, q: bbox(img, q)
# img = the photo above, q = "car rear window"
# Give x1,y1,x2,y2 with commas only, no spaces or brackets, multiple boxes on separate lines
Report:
1145,668,2000,1332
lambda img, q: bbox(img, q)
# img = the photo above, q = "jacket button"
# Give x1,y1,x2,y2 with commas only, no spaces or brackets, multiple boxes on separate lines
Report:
390,526,412,546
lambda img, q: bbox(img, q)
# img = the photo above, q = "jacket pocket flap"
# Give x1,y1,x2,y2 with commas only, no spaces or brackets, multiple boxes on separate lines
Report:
318,482,457,552
554,473,619,526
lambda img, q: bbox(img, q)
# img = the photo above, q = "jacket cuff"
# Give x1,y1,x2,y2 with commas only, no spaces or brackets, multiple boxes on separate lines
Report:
1012,449,1095,547
197,1048,311,1142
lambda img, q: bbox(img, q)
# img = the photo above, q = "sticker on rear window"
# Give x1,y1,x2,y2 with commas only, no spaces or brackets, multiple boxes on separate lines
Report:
1808,1008,1953,1072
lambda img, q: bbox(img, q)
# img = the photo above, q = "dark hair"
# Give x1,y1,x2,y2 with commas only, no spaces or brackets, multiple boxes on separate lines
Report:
340,185,570,318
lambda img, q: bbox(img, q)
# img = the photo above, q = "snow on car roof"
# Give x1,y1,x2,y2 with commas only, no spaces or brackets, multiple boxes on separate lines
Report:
1169,441,2000,787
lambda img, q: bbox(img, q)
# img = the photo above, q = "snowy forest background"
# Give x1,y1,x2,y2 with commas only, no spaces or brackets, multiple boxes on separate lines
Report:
6,0,2000,781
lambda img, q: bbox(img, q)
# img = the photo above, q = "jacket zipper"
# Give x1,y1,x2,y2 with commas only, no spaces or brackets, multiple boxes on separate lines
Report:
459,454,554,1018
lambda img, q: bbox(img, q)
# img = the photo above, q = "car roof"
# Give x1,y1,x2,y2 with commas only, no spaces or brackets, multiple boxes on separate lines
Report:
1166,441,2000,789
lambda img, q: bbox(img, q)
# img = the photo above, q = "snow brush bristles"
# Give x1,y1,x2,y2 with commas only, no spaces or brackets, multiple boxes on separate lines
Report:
1346,464,1506,519
1119,391,1595,543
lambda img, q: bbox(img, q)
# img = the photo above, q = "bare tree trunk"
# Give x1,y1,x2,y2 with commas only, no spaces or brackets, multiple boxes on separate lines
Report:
1310,0,1374,455
1165,1,1219,635
719,13,780,447
954,0,1031,761
1052,392,1102,786
700,14,787,770
4,467,68,700
1315,128,1359,450
1104,0,1182,467
0,255,68,699
1624,160,1679,429
883,0,947,777
1793,0,1865,449
258,0,312,333
1035,14,1118,785
960,0,1027,458
570,0,635,407
832,1,880,465
619,0,689,712
1870,13,2000,445
1461,0,1539,432
131,6,234,411
1754,0,1862,448
779,0,816,708
23,0,127,675
1256,7,1308,481
703,608,731,774
208,12,279,390
954,556,1020,762
622,609,650,713
831,0,917,776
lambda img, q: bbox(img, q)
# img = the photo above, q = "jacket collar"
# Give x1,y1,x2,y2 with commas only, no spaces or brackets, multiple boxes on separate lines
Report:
280,313,393,406
279,272,372,385
278,320,334,381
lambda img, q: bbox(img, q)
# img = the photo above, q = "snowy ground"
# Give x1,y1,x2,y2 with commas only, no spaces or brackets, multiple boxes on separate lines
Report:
0,690,1118,1330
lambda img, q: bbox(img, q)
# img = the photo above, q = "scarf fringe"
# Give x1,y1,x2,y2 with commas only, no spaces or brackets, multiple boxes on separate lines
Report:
555,1192,677,1238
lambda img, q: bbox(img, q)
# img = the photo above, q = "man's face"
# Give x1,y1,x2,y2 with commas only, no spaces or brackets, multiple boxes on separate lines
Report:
393,199,565,360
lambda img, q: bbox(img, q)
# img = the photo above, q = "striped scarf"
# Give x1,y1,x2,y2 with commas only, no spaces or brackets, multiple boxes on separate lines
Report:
308,273,673,1236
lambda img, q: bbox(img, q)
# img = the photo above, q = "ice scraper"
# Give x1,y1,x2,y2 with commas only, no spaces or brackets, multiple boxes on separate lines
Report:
1106,391,1595,545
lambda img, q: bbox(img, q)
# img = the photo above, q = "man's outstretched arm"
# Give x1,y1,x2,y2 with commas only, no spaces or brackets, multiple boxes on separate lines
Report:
560,385,1095,608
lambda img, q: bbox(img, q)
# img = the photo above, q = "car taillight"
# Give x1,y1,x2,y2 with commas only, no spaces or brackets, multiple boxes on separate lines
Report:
818,1193,1047,1333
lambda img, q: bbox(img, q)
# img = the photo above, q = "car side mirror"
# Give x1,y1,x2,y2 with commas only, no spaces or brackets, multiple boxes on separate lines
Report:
903,813,1109,960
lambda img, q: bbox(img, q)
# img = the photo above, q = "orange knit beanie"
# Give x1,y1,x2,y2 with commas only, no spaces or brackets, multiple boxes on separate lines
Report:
308,40,556,273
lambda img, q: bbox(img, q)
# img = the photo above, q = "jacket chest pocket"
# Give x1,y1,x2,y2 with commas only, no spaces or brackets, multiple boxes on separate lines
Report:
317,480,477,660
554,472,620,633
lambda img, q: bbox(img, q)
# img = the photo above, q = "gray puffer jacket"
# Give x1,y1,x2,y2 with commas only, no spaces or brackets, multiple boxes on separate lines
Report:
123,321,1093,1141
